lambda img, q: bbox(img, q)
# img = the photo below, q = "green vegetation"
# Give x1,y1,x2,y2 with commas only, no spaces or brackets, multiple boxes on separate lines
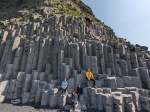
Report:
0,0,127,44
49,0,106,28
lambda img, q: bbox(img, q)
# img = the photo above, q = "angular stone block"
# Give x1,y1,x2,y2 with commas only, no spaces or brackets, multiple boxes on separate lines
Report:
39,72,45,81
91,56,98,75
25,41,35,73
131,77,142,88
67,78,74,94
95,80,101,88
116,77,124,88
29,80,39,102
103,45,109,62
105,77,117,90
123,94,133,103
65,58,73,69
130,68,140,77
102,94,113,105
35,88,42,103
12,47,23,79
125,87,137,93
22,92,30,104
63,64,71,79
119,45,126,59
48,83,54,89
51,80,58,86
113,95,123,105
114,42,120,49
85,56,91,70
4,64,13,80
41,90,49,106
64,105,72,111
120,60,128,76
129,91,141,111
39,81,48,90
117,88,127,94
81,70,86,84
6,79,16,99
48,73,53,83
22,74,32,92
45,64,51,80
74,73,82,89
115,68,122,77
125,102,136,112
139,67,150,79
104,68,111,76
80,103,87,111
122,76,132,87
13,72,25,99
97,93,103,111
91,89,97,108
32,70,38,80
102,87,111,94
49,94,58,108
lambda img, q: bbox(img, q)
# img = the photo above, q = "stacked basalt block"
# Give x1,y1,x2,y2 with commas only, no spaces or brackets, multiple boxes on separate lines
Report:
0,13,150,112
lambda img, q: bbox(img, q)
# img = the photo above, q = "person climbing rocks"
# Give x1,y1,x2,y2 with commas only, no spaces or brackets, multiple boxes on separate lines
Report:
76,84,83,100
61,78,68,96
86,68,96,87
71,91,78,111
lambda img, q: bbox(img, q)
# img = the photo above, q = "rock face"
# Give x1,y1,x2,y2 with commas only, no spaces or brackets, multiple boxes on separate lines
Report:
0,0,150,112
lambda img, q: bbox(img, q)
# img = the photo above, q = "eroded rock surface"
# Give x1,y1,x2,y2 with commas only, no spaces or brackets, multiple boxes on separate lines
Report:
0,0,150,112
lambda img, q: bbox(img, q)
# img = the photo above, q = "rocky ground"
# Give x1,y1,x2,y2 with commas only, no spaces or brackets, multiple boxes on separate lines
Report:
0,102,148,112
0,100,100,112
0,104,58,112
0,100,60,112
0,104,100,112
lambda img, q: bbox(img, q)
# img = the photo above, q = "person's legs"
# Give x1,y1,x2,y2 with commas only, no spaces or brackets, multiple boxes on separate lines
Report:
64,88,66,94
93,79,95,86
86,78,91,87
62,88,66,94
62,88,64,94
72,102,75,110
90,79,95,86
78,94,80,101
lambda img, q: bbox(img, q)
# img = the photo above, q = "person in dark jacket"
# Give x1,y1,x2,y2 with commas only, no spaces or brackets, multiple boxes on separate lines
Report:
71,91,78,110
76,84,83,99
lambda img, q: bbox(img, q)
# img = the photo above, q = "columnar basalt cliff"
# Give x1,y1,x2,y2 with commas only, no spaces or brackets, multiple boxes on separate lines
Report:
0,0,150,112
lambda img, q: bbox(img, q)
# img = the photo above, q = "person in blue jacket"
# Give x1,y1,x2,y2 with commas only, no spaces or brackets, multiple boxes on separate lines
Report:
61,78,68,96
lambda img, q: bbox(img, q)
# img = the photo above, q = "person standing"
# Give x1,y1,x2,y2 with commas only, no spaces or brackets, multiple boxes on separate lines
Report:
61,78,68,96
86,68,96,87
